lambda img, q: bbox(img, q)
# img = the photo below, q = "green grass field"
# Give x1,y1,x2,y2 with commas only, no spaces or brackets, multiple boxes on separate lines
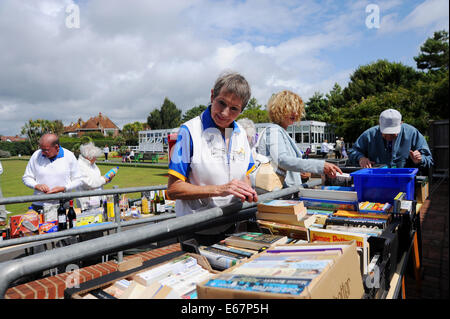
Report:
0,159,170,219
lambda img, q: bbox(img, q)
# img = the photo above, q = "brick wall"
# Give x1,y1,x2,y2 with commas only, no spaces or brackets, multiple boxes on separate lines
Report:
5,243,181,299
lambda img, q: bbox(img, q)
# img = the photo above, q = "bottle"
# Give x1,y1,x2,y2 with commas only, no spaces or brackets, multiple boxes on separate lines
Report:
141,196,149,214
106,195,115,221
57,200,67,231
159,190,166,214
149,191,155,214
153,191,160,215
67,200,77,228
104,166,119,180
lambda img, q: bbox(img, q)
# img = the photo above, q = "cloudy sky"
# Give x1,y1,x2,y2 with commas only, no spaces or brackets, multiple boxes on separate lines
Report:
0,0,448,136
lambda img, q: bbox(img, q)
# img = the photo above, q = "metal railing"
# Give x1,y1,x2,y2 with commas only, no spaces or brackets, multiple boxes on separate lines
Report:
0,185,169,256
0,186,302,298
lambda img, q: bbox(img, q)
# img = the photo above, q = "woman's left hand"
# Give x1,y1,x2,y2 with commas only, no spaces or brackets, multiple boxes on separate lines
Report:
217,179,258,203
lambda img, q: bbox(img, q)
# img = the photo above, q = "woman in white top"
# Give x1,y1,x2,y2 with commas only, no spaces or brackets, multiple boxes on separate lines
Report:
76,142,114,211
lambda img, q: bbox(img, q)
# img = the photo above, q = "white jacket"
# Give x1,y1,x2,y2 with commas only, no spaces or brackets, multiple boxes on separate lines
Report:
76,155,107,211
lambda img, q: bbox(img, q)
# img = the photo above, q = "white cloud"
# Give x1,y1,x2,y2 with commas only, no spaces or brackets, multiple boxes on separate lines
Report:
0,0,447,136
379,0,449,34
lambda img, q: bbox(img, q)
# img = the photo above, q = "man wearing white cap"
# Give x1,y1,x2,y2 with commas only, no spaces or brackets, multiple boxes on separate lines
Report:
348,109,433,171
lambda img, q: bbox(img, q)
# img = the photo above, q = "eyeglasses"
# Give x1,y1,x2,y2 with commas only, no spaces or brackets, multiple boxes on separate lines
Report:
214,98,242,115
40,145,58,153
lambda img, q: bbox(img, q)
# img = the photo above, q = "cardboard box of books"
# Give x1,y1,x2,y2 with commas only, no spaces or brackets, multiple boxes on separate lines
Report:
196,241,364,299
71,253,216,299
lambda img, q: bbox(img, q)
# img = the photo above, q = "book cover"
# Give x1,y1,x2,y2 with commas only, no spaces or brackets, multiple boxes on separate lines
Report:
257,200,306,216
325,225,383,237
256,211,315,228
224,232,288,251
325,216,387,229
199,245,248,260
211,243,254,258
308,227,370,274
204,274,312,296
231,254,333,279
333,210,391,220
198,248,240,270
256,219,308,240
299,197,358,211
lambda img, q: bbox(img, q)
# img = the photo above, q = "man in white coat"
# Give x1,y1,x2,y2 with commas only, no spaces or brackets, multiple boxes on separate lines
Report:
22,134,82,211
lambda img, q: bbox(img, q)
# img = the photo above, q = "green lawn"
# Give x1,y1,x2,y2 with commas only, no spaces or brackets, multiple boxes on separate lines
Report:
0,160,170,218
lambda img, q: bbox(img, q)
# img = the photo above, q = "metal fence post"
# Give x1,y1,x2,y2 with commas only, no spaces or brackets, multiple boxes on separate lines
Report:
112,185,123,263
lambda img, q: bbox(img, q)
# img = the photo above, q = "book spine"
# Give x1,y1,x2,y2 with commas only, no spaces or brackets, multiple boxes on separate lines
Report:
325,225,383,236
211,244,254,258
334,210,390,220
200,246,247,260
198,248,240,269
325,216,386,229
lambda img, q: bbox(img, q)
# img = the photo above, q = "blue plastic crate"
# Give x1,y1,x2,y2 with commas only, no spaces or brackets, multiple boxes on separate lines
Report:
350,168,418,204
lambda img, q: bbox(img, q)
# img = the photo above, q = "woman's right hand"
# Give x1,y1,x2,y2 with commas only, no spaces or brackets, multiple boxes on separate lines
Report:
217,179,258,202
323,162,343,179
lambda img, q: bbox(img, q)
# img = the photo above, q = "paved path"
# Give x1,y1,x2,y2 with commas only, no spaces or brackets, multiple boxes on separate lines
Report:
405,180,449,298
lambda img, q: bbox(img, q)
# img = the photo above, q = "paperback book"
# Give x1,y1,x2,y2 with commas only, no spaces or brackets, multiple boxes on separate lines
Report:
256,211,316,228
299,197,358,211
257,199,306,216
256,219,309,240
224,232,289,251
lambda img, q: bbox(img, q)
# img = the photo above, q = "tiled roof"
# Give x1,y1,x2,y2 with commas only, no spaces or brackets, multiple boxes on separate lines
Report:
81,113,119,130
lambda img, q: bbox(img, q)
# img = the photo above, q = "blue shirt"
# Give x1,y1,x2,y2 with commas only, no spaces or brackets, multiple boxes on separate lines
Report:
348,123,433,169
169,106,255,181
44,146,64,163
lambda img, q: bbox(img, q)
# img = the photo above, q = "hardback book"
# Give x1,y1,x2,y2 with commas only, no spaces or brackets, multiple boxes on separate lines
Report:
224,232,289,251
257,200,306,216
256,211,316,228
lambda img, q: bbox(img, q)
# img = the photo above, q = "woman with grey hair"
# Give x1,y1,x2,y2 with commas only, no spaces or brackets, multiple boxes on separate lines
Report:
167,71,258,245
76,142,114,211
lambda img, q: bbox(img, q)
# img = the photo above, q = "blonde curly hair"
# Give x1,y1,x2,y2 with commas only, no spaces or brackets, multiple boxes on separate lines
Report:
267,90,305,126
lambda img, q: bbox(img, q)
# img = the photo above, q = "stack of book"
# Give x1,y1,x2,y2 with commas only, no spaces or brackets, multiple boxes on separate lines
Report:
198,232,291,270
197,241,365,299
255,200,315,233
197,243,255,270
82,254,215,299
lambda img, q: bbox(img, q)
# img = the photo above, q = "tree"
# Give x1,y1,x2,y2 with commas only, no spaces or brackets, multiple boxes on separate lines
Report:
122,121,144,145
21,119,65,151
342,59,421,103
414,30,449,71
147,108,162,130
304,92,330,122
237,97,269,123
147,97,182,129
182,105,207,123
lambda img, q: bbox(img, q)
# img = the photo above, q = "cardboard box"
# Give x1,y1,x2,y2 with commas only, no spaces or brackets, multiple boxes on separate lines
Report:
196,241,364,299
416,179,429,203
9,212,40,238
70,253,216,299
